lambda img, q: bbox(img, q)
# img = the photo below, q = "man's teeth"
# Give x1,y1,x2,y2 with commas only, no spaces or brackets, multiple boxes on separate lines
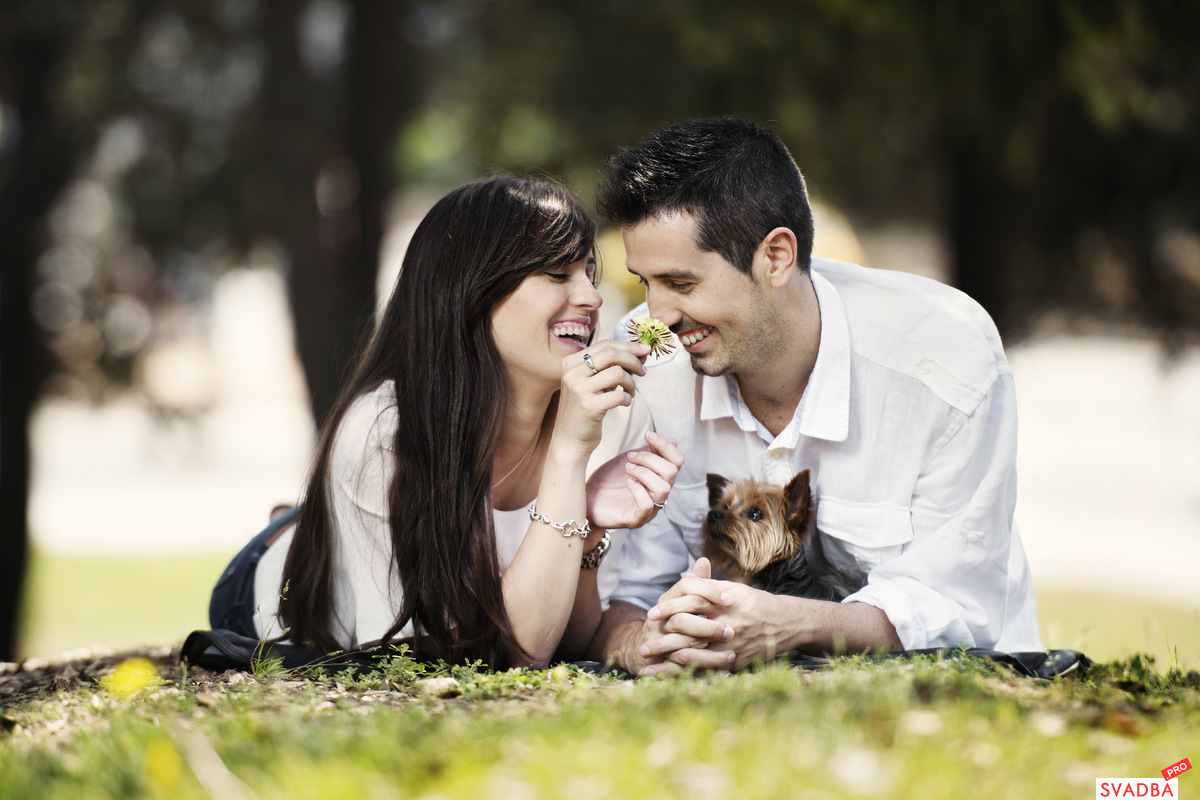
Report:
679,327,713,346
552,324,590,341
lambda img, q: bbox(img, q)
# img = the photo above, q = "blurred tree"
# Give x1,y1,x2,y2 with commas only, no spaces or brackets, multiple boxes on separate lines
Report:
2,0,1198,659
409,0,1200,342
0,0,420,657
0,3,81,662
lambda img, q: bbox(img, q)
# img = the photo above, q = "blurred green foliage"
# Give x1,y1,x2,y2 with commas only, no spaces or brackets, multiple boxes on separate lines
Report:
4,0,1198,401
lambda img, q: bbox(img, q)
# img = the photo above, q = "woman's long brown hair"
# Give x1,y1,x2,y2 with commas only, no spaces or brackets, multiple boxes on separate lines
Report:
279,177,596,667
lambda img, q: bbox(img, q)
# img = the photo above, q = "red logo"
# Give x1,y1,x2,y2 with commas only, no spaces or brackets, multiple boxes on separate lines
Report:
1162,758,1191,781
1096,779,1177,797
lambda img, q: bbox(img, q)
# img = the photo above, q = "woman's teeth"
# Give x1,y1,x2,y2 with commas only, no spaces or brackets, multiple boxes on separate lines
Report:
552,323,590,342
679,326,713,346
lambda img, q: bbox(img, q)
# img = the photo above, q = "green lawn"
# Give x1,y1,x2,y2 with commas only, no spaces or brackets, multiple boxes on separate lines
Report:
8,552,1199,799
18,549,234,661
17,550,1200,670
3,650,1198,800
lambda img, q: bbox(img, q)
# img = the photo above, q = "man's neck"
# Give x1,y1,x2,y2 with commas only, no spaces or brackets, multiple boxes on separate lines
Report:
735,274,821,439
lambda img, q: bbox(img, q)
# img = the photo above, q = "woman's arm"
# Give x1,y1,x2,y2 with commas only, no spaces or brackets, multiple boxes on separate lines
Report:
500,341,682,667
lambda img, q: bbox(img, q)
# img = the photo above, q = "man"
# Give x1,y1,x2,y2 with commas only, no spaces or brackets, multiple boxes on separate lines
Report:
590,117,1042,675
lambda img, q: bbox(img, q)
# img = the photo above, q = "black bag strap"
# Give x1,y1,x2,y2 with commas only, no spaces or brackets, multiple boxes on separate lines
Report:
182,628,630,677
181,629,381,675
787,647,1091,678
184,629,1087,680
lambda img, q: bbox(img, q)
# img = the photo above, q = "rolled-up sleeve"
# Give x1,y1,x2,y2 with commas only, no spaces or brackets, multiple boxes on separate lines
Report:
845,371,1028,650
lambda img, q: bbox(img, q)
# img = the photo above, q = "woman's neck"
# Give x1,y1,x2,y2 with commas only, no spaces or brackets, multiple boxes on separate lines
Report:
490,389,557,511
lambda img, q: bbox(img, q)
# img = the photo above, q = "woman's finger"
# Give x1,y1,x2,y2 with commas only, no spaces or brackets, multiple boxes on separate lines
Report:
624,461,671,501
644,431,684,468
575,341,649,378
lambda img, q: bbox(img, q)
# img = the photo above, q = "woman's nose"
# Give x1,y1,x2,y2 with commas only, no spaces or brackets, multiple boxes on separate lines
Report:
573,276,603,310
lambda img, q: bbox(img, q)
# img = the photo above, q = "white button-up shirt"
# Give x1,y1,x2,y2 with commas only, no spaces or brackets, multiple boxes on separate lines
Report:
613,258,1042,653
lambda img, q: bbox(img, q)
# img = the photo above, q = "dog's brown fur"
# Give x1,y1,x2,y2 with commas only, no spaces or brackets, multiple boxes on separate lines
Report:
702,471,813,583
702,470,855,601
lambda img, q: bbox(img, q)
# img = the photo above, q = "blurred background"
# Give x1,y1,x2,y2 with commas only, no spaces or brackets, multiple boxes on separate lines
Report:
2,0,1198,667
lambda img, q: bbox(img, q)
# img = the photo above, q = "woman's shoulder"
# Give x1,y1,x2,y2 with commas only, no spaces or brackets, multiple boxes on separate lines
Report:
335,380,399,457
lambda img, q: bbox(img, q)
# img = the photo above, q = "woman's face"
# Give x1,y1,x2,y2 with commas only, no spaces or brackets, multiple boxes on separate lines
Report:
491,255,602,393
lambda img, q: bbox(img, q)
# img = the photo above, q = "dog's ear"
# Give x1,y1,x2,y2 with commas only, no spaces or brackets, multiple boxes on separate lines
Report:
784,469,813,524
706,473,729,508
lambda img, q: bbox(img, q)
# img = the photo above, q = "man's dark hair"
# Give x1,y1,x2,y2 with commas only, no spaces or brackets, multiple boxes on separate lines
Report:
597,117,815,275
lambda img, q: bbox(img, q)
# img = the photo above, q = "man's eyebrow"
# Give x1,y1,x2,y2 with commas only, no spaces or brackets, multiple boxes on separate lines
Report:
626,264,701,281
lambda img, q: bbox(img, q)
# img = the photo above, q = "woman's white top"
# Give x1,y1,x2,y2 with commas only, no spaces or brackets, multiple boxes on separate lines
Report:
252,380,650,648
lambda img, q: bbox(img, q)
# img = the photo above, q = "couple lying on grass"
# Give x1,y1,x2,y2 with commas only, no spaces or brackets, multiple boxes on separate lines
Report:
209,117,1043,676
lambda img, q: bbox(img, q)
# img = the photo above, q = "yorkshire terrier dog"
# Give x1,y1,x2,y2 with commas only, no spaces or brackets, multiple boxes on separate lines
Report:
701,470,858,601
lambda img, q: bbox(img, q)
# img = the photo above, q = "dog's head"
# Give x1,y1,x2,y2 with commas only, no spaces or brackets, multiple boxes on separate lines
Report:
700,470,815,583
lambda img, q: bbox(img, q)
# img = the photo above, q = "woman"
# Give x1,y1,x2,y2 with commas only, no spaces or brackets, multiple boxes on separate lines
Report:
209,176,680,669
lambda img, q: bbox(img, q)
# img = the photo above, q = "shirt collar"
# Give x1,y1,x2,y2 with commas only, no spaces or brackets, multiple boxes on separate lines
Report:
697,268,851,442
798,269,850,442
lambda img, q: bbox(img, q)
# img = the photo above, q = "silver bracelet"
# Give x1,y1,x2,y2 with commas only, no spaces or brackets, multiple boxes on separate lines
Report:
580,529,610,570
528,501,590,539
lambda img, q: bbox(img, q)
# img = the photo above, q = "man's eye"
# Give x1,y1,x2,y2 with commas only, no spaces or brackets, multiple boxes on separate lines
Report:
671,282,691,292
746,508,763,522
635,276,648,286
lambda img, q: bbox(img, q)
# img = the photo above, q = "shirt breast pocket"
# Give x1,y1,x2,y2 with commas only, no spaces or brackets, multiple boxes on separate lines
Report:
816,498,914,582
662,480,712,561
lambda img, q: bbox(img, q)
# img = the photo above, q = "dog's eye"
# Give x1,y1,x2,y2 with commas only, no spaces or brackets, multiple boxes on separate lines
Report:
745,507,764,522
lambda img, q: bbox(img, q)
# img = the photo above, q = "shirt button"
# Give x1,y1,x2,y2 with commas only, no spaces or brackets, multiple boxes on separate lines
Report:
966,531,982,544
693,511,706,523
769,450,785,460
919,360,933,375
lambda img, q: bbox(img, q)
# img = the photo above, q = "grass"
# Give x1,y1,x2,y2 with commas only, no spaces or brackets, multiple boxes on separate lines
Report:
1036,588,1199,670
8,551,1200,798
17,550,1200,670
18,548,232,661
2,651,1198,799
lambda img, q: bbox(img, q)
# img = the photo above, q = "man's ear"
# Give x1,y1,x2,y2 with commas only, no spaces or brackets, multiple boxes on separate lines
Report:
758,227,799,289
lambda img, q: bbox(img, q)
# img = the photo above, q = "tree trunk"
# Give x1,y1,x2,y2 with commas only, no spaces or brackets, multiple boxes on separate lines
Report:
259,2,377,429
0,30,73,661
945,145,1025,340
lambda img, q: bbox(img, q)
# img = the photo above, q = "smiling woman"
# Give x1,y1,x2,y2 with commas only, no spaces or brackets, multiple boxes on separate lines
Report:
206,176,684,669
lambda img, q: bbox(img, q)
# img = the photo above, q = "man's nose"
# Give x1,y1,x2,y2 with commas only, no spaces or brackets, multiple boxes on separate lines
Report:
645,285,679,327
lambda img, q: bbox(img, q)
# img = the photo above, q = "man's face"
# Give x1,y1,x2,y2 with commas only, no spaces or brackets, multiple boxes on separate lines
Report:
622,212,776,379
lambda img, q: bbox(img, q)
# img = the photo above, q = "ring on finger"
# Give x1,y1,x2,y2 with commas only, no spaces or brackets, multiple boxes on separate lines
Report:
652,501,665,509
583,353,599,374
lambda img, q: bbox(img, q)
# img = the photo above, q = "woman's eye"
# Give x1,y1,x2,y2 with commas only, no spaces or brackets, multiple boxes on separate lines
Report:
547,273,569,282
746,507,764,522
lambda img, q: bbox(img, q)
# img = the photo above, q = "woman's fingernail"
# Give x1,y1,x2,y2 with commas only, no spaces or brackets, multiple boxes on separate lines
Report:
639,645,651,657
647,607,661,621
723,626,734,640
726,651,736,664
720,592,734,605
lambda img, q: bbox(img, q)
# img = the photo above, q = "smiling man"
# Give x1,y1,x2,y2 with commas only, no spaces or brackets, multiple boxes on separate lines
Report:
590,117,1043,675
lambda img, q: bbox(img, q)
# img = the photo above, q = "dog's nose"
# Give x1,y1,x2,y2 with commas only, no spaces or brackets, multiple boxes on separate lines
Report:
707,510,724,524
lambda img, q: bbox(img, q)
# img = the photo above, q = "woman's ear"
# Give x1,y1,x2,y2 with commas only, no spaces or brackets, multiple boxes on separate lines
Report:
757,227,799,289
